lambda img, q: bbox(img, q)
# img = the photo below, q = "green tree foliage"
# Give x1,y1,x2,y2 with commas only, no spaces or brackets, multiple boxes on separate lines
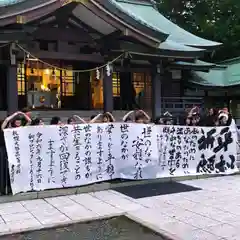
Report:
156,0,240,61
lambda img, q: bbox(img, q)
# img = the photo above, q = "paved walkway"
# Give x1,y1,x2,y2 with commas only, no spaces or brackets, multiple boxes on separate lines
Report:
0,176,240,239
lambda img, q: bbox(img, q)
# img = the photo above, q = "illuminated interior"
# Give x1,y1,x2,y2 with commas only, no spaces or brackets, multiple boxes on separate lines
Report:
112,72,120,96
91,70,103,109
17,60,74,96
17,61,151,109
90,71,151,109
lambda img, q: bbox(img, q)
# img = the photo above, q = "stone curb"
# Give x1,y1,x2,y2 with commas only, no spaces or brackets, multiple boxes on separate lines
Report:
126,213,179,240
0,213,176,240
0,173,239,203
0,214,122,237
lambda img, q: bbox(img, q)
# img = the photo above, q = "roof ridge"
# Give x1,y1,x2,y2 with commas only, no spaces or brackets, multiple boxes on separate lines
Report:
218,56,240,64
116,0,154,6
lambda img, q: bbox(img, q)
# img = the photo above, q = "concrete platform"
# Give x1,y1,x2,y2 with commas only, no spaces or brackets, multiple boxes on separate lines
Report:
0,174,230,204
0,175,239,239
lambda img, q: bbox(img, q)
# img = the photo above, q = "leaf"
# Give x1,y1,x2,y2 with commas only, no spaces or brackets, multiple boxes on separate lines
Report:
156,0,240,61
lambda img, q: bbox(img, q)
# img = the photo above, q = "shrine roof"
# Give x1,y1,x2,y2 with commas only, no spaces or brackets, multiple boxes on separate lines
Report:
191,58,240,87
108,0,221,48
0,0,221,60
169,60,219,71
0,0,51,18
157,40,204,57
159,40,204,52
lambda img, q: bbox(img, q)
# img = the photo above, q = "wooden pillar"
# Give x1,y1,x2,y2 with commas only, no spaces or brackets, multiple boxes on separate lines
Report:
103,63,113,112
7,43,18,114
151,63,163,120
119,58,133,110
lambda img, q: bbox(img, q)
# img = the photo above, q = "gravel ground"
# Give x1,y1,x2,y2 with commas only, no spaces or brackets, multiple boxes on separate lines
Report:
0,217,169,240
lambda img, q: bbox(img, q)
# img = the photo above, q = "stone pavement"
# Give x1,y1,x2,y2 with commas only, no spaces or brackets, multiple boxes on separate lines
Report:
0,176,240,239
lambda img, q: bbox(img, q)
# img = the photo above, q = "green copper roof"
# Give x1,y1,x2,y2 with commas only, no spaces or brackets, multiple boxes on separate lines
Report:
159,40,204,52
110,0,221,48
192,69,227,87
0,0,26,6
191,59,240,87
116,39,204,58
170,60,218,71
175,60,216,67
218,56,240,65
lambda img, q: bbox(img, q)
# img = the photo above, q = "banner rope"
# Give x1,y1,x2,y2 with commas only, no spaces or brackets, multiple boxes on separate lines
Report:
0,42,12,48
16,44,124,73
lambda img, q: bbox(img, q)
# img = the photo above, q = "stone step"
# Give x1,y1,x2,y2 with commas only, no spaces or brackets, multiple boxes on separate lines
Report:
0,110,152,122
31,110,151,120
31,110,135,118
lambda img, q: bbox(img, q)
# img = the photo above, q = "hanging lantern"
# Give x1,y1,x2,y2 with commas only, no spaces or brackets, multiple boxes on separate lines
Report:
106,63,111,77
96,67,100,80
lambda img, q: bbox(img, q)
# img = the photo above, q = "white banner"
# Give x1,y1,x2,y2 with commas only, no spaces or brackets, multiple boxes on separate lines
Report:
4,123,238,194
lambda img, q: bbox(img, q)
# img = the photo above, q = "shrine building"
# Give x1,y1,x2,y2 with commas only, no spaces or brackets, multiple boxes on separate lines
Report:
0,0,222,120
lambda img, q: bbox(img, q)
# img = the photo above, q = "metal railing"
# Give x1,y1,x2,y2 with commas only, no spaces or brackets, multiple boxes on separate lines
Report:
160,97,203,114
125,96,201,116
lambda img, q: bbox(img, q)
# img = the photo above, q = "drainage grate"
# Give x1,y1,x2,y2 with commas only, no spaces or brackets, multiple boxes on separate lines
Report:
113,181,202,199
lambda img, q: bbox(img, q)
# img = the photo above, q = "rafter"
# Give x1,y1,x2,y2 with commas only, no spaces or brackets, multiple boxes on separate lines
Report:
69,14,103,36
95,29,122,44
55,2,78,27
28,12,56,26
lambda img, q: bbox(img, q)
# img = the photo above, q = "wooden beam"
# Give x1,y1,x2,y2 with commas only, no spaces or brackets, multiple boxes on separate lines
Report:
22,1,62,25
32,26,93,42
0,31,33,41
28,14,56,26
96,30,122,44
85,0,161,47
55,2,78,27
110,50,199,61
17,50,104,63
0,22,36,30
70,14,103,35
